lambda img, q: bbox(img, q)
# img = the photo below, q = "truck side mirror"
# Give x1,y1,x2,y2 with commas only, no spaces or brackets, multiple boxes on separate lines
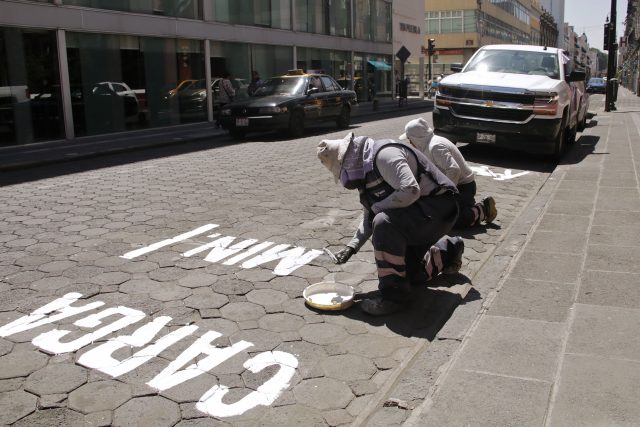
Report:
450,63,463,73
567,70,586,82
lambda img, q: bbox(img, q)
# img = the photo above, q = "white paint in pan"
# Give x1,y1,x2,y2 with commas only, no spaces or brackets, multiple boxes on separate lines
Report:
33,306,145,354
196,351,299,417
121,223,219,259
0,293,104,338
147,330,253,391
77,317,198,377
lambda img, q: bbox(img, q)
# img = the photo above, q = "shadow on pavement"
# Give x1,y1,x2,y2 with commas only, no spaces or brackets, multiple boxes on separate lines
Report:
316,274,480,340
0,136,246,187
457,144,555,173
452,222,501,238
560,134,602,166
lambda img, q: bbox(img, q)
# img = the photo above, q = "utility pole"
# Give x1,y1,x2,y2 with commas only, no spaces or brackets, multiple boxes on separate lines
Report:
428,38,435,96
605,0,617,111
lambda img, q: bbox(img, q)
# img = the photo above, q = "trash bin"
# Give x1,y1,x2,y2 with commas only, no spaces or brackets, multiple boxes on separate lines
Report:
611,78,619,102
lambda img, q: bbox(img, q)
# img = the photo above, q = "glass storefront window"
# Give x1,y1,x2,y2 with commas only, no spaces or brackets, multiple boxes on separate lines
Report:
0,27,62,147
209,41,293,108
296,48,348,84
208,0,291,29
374,0,391,42
66,32,205,137
294,0,327,34
329,0,351,37
354,0,373,40
63,0,202,19
294,0,351,37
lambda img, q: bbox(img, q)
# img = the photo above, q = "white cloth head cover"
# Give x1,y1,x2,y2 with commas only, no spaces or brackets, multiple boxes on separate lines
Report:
399,117,434,152
317,132,353,182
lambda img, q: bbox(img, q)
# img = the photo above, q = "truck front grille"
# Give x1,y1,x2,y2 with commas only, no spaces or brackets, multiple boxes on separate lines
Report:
439,87,535,105
451,104,532,122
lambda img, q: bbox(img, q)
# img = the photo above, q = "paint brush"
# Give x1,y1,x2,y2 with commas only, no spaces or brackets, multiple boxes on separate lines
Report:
323,247,338,264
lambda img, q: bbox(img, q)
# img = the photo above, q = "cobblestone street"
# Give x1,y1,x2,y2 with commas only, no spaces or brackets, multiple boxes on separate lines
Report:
0,113,553,426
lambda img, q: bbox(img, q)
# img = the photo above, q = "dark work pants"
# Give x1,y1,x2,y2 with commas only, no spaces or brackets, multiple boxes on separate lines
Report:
371,193,458,302
454,180,479,228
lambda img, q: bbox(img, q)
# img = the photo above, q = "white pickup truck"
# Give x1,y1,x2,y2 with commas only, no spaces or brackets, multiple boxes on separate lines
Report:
434,44,588,159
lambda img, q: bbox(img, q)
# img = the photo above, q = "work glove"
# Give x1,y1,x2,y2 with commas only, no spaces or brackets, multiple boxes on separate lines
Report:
334,246,355,264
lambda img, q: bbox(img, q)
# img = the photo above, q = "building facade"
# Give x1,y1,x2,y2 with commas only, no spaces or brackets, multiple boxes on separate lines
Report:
621,0,640,94
539,0,564,49
423,0,552,74
0,0,393,147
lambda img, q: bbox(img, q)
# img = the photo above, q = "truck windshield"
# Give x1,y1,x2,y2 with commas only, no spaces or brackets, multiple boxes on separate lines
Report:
465,50,560,79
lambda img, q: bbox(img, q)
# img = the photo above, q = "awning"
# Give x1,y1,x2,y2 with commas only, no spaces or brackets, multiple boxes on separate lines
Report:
367,60,391,71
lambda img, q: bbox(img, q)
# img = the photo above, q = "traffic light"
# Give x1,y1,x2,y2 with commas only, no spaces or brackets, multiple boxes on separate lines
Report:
428,38,436,56
604,22,610,50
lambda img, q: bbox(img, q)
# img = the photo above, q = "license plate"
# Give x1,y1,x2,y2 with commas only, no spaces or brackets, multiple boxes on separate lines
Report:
235,118,249,127
476,132,496,143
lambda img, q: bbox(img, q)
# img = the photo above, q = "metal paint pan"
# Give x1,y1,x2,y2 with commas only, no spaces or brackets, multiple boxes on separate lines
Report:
303,282,355,311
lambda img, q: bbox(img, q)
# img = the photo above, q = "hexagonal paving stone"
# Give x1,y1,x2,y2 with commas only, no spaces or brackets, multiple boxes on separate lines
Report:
230,329,281,353
258,403,326,426
211,277,253,295
113,396,180,427
246,289,288,306
179,272,219,289
0,351,48,379
13,407,84,427
293,377,355,410
184,291,229,310
29,276,75,293
258,313,304,333
336,334,413,359
68,380,132,413
0,338,13,357
25,363,88,395
0,390,37,424
89,271,131,286
220,302,266,322
299,323,349,345
321,354,377,381
120,278,165,294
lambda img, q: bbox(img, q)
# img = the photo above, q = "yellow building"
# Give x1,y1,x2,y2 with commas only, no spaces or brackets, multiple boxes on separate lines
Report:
424,0,539,67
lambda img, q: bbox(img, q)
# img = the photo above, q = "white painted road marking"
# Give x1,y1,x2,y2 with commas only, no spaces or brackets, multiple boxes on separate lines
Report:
121,223,219,259
0,293,299,418
471,165,530,181
122,225,323,276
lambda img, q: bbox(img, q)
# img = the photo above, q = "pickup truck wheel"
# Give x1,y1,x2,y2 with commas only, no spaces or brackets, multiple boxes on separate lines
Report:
552,115,567,161
577,113,587,132
336,105,351,129
289,111,305,138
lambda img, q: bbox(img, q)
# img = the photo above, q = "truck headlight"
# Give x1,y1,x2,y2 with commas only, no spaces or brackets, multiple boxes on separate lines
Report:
221,108,232,115
258,106,287,114
533,93,559,115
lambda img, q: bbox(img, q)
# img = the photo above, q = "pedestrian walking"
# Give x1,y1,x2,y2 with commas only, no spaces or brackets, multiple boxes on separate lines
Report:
399,118,497,228
317,132,465,316
216,72,235,127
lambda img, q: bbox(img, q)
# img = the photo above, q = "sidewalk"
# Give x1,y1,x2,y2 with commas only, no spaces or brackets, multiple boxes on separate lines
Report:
0,97,432,172
402,88,640,426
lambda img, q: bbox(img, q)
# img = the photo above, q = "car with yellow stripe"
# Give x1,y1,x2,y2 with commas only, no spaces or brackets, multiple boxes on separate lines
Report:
219,69,356,139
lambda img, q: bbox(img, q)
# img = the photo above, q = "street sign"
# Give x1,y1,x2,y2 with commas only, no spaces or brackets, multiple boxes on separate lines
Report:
396,46,410,63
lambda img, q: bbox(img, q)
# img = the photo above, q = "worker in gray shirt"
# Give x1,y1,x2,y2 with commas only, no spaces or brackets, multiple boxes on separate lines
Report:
400,118,497,228
317,132,465,316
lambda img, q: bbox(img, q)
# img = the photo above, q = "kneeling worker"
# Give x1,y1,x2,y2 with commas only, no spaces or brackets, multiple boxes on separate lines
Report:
400,118,497,227
317,132,465,316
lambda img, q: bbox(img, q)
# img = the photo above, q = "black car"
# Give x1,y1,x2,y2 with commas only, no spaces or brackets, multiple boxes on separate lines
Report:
219,70,357,139
586,77,606,94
